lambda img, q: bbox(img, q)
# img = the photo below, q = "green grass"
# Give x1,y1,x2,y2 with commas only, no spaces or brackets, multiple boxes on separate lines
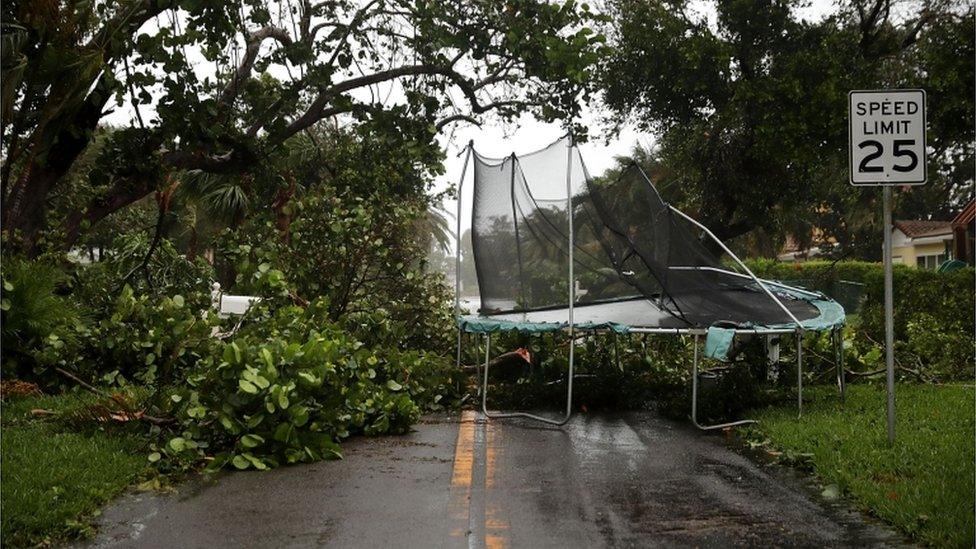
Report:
747,383,975,548
1,393,149,547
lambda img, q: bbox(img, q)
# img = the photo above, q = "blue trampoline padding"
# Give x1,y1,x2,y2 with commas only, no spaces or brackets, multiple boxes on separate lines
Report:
704,327,736,360
776,291,846,332
457,284,845,334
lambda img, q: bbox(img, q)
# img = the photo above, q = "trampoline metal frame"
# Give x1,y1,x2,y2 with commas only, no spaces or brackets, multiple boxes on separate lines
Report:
454,139,844,428
474,325,844,429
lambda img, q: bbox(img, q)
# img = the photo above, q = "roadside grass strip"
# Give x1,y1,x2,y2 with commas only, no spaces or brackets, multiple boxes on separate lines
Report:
747,383,975,548
1,393,149,547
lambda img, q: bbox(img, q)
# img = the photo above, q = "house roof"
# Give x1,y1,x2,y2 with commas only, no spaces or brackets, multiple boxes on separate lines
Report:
893,219,953,239
952,199,975,228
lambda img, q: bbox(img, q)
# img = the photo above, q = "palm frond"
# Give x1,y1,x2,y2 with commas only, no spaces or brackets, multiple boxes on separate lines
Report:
419,203,455,252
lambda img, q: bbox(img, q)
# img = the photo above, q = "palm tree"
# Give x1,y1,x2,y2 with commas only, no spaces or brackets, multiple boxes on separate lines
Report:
418,201,455,253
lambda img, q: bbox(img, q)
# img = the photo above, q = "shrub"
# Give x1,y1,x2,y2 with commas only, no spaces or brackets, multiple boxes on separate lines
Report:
71,234,215,313
2,243,219,387
34,286,221,387
159,300,460,471
859,266,973,343
747,258,881,286
223,189,455,354
902,313,972,380
470,329,775,423
1,258,80,380
748,260,974,381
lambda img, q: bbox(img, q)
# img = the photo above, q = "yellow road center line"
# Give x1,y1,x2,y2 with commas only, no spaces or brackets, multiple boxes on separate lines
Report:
450,410,477,541
484,422,509,548
452,410,477,489
449,411,508,548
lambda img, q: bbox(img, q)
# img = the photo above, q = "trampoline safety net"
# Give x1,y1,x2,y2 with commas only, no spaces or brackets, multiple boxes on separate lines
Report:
469,137,829,330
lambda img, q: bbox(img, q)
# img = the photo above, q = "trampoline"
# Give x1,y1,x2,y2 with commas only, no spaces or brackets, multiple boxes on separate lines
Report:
453,136,846,427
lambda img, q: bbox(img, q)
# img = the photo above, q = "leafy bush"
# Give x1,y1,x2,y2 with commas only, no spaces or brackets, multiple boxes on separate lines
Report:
747,259,881,285
1,258,80,380
159,300,461,471
858,266,973,341
32,286,221,387
224,189,455,353
71,234,215,313
0,236,221,387
902,313,972,380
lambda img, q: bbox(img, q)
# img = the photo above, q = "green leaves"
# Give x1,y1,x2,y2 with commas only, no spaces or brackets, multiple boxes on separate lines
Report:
601,1,971,250
230,452,269,470
242,369,270,390
238,379,258,394
224,342,243,365
167,437,187,453
240,434,264,448
163,301,457,472
231,454,250,470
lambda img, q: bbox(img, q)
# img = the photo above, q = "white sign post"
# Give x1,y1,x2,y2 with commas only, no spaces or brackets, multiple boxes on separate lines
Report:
849,89,927,445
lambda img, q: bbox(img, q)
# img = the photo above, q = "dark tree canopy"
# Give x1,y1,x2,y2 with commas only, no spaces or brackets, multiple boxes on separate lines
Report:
1,1,605,254
599,0,974,258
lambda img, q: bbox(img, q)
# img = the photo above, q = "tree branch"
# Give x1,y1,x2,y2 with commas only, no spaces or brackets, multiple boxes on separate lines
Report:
219,26,293,106
274,63,525,144
436,114,481,131
900,9,933,49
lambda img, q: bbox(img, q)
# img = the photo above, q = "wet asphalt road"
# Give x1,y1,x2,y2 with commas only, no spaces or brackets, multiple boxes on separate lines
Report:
81,411,904,548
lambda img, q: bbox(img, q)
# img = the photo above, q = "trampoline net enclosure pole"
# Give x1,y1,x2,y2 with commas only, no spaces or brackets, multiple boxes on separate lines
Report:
454,144,473,373
564,135,575,420
692,334,699,423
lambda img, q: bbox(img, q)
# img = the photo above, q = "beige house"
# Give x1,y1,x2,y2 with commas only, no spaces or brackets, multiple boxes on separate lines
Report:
891,220,954,269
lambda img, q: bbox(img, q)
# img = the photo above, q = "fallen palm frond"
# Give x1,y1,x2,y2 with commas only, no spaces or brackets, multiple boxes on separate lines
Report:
51,368,174,427
0,379,41,399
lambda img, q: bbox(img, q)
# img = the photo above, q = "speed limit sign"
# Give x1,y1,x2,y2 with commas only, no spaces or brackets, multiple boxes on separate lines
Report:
849,89,926,185
849,88,928,446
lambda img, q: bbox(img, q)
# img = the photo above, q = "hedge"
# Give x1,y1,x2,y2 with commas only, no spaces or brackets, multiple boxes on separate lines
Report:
748,259,974,380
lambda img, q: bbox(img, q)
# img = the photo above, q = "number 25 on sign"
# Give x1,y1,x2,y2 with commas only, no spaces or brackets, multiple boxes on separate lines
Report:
849,89,927,186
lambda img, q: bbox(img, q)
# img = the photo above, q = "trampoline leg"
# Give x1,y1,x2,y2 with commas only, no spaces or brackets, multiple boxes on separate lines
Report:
481,331,575,426
691,334,757,431
455,330,464,396
612,331,622,371
836,328,846,403
797,330,803,418
475,333,483,398
455,329,462,371
480,333,491,413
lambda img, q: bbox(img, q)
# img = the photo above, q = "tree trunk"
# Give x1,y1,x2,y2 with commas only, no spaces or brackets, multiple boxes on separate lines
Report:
273,173,297,244
2,78,109,256
61,175,158,250
187,222,199,262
